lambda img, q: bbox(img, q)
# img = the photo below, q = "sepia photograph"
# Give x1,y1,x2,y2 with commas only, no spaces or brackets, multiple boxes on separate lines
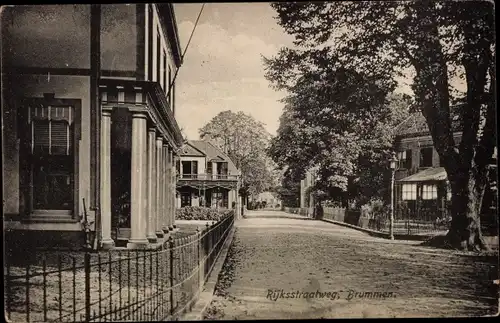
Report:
1,1,498,321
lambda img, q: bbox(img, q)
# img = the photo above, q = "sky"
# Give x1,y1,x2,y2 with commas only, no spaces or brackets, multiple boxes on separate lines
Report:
172,3,465,140
173,3,295,140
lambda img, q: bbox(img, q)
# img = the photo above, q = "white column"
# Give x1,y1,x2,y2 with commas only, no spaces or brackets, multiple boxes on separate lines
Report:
235,177,241,219
228,189,234,209
100,109,114,249
212,162,217,180
162,144,169,233
147,128,157,243
176,195,181,208
171,151,177,230
155,137,164,239
166,147,173,231
128,112,149,249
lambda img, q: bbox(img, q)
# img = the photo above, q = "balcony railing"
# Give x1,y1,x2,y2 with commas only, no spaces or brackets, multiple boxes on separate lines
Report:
177,173,238,181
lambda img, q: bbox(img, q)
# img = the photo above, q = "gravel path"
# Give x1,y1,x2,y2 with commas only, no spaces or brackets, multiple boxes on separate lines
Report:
204,210,498,319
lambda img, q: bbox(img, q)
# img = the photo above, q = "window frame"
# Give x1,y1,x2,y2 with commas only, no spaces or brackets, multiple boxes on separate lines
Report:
162,49,167,92
421,183,438,200
398,149,412,169
147,4,153,81
156,27,161,84
18,96,81,219
168,65,172,107
419,146,433,168
402,183,417,200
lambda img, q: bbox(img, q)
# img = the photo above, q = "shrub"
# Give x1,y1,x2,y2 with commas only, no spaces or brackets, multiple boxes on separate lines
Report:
176,206,234,221
360,199,388,220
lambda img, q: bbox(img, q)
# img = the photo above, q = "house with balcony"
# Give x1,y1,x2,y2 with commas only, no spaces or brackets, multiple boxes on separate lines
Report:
393,105,497,232
176,140,240,210
2,4,185,250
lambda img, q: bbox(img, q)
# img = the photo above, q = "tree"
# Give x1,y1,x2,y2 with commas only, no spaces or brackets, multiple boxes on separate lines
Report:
274,168,301,207
267,57,411,210
266,1,495,250
199,110,276,200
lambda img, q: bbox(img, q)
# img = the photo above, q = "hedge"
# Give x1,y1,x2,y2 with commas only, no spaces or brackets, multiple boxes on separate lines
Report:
176,206,234,221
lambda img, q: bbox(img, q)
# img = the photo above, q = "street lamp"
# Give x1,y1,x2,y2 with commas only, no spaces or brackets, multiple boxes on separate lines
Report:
389,152,399,240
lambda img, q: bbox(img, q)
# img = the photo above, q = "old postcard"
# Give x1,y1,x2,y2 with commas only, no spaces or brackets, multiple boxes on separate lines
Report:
2,2,498,321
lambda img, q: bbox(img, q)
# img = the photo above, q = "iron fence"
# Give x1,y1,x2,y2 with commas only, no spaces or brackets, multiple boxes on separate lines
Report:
287,206,450,236
4,213,234,322
282,207,313,217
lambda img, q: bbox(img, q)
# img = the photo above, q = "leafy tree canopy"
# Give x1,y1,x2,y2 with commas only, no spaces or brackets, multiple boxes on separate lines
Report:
199,110,279,197
265,1,495,250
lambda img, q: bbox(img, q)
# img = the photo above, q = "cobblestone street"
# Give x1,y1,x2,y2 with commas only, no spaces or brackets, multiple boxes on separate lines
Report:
204,210,498,319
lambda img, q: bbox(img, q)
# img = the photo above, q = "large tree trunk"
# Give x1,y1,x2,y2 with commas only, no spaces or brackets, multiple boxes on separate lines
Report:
410,2,493,251
446,167,489,251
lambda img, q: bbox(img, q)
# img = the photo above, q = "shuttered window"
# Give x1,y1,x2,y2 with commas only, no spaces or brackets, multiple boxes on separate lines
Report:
30,105,73,155
34,121,50,153
26,103,75,211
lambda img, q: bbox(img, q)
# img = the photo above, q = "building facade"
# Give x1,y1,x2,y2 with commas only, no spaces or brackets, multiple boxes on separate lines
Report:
176,140,241,211
393,107,497,229
299,168,317,215
2,4,185,250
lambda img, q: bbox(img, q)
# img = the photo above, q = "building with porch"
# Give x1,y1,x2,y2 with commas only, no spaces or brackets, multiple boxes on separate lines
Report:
393,106,497,232
176,140,241,210
2,4,185,250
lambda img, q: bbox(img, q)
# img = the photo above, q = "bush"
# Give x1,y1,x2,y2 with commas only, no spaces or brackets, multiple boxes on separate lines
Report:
360,199,388,220
176,206,234,221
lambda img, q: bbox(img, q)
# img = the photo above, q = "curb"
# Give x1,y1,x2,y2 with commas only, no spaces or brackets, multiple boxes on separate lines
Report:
320,218,442,241
181,224,237,321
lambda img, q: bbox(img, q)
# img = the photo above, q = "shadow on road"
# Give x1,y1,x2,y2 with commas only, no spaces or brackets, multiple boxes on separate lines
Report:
243,210,315,221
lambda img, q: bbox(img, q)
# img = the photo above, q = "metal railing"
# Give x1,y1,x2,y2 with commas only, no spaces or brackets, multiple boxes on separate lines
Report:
282,207,313,217
283,206,450,235
177,173,238,181
4,214,234,322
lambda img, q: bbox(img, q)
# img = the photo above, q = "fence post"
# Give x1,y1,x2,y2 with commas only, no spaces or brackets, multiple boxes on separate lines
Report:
196,228,201,289
84,251,91,322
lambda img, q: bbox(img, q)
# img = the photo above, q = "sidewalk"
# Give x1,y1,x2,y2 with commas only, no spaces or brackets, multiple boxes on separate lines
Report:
202,210,498,319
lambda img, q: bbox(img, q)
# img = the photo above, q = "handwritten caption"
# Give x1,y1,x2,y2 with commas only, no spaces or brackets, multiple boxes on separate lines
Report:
266,289,397,302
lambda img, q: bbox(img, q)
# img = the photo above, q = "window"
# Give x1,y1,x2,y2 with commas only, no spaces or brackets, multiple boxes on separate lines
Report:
397,149,412,169
207,162,212,174
191,161,198,176
168,65,172,106
222,192,229,208
180,192,191,207
217,162,228,178
402,183,417,200
419,147,433,168
22,103,76,212
422,184,438,200
181,161,198,178
156,29,161,83
212,191,226,208
172,81,176,113
147,5,153,81
162,50,167,91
